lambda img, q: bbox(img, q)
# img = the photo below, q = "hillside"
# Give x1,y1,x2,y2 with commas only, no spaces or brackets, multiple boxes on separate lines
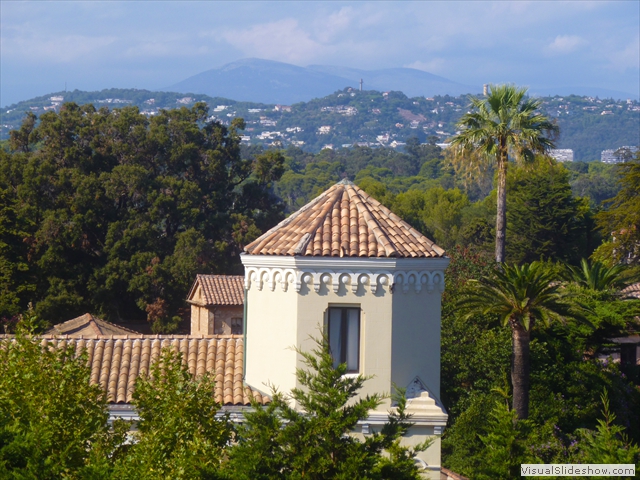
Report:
2,88,638,161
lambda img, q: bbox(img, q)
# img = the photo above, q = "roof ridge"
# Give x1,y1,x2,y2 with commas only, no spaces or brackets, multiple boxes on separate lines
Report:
346,185,398,257
350,185,446,257
245,184,340,254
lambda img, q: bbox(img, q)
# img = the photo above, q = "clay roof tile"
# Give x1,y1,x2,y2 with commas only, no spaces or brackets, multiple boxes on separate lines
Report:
1,335,268,407
245,180,444,258
188,275,244,306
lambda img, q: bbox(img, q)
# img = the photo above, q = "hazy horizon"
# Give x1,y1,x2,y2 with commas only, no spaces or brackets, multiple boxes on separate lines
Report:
1,1,639,107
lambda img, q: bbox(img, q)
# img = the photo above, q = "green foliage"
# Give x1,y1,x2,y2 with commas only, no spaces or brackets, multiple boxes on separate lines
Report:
0,103,284,326
442,252,640,476
115,348,232,480
506,161,593,264
595,154,640,265
574,390,640,468
566,161,621,207
452,85,558,165
392,187,470,249
559,286,640,361
0,332,122,479
475,401,536,480
457,262,584,419
457,262,578,331
451,84,559,262
440,248,511,417
14,302,50,334
564,258,631,291
227,336,429,480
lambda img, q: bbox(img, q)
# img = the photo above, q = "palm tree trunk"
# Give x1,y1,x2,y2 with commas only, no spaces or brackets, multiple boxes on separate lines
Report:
511,323,530,420
495,145,508,263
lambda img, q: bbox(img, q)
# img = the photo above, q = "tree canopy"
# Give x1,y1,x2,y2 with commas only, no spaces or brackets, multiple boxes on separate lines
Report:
0,103,284,331
595,154,640,266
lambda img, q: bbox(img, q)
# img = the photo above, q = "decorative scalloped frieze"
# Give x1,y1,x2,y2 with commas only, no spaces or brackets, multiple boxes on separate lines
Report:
244,267,445,294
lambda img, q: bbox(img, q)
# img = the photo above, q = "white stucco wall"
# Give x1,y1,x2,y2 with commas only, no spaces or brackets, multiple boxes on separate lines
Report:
241,255,448,478
293,275,394,404
242,256,448,407
244,281,299,396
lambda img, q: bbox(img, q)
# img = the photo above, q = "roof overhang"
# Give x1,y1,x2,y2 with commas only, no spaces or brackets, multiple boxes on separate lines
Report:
241,254,450,271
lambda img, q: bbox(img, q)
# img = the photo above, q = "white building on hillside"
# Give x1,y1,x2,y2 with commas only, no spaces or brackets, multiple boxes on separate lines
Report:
548,149,574,162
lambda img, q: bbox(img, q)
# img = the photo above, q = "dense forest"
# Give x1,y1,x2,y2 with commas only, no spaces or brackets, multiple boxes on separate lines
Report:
1,101,639,477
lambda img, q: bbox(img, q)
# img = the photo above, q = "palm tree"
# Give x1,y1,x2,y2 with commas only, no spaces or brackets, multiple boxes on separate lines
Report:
457,262,577,420
565,258,630,291
451,85,559,263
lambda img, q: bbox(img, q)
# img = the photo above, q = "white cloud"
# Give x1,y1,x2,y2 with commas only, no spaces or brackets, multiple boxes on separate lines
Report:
122,34,198,59
217,18,329,64
314,7,354,43
608,36,640,71
547,35,588,55
404,59,446,74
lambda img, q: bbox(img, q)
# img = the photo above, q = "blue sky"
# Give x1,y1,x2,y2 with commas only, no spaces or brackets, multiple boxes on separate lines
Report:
1,0,639,106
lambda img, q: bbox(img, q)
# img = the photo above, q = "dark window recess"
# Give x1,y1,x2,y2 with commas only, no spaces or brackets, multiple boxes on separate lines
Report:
231,317,243,335
328,307,360,373
620,344,637,366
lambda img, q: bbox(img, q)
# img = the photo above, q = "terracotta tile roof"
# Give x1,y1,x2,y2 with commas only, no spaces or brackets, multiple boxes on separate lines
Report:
621,282,640,299
3,335,268,406
188,275,245,306
46,313,141,337
244,179,446,258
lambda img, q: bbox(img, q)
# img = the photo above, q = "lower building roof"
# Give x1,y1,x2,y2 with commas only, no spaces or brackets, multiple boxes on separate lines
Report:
46,313,142,337
2,335,268,407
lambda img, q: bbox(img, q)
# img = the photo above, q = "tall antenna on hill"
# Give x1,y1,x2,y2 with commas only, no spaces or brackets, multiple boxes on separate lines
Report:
360,79,363,91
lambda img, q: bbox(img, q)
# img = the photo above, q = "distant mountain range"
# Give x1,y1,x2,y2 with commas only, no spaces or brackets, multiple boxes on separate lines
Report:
166,58,478,104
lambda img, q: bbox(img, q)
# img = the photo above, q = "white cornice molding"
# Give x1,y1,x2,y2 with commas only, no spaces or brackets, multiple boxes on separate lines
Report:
243,266,446,294
240,254,450,270
241,254,449,294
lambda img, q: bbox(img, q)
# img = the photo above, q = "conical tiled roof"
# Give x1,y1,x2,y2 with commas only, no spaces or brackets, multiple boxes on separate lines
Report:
245,180,446,258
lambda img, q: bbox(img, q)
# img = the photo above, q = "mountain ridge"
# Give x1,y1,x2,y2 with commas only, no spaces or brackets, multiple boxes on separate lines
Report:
166,58,478,104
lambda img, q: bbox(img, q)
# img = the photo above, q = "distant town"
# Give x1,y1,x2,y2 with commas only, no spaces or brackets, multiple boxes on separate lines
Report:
2,88,639,162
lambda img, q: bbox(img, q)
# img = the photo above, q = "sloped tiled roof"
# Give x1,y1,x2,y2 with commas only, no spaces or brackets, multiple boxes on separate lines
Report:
244,180,445,258
46,313,141,337
188,275,245,306
4,335,268,406
621,282,640,300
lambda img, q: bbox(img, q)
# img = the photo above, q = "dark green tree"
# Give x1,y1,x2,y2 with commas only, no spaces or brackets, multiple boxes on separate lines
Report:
506,161,590,264
457,262,578,420
0,103,285,330
115,348,232,480
0,331,125,479
595,154,640,266
227,336,429,480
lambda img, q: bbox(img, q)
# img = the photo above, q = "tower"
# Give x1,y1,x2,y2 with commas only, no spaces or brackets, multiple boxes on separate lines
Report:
241,180,449,477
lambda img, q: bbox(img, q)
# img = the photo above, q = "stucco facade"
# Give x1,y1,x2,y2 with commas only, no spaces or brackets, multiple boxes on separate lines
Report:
241,254,449,477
